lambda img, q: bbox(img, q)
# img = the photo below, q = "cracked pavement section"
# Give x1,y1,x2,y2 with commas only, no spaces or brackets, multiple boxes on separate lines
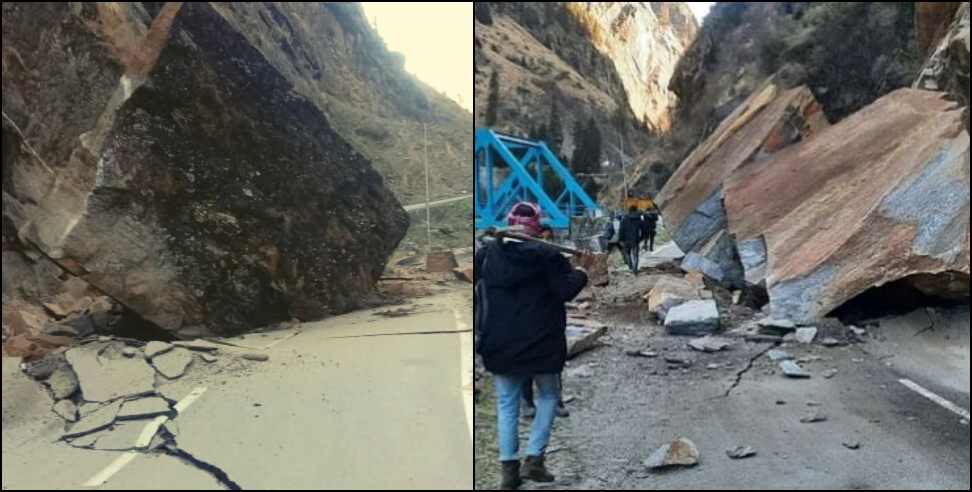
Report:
4,292,472,489
66,346,157,402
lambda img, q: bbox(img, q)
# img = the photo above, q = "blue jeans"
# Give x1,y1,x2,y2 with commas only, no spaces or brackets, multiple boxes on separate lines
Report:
494,373,559,461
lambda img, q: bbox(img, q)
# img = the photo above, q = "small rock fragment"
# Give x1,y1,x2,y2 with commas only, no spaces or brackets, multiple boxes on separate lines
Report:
842,441,861,450
806,401,822,407
644,438,700,469
688,336,732,353
53,400,79,422
780,360,810,379
23,353,66,380
97,336,113,343
242,353,270,362
172,340,221,352
823,369,838,379
122,347,138,358
706,363,721,370
820,337,842,347
664,356,692,366
960,419,968,426
767,350,793,362
795,327,818,344
800,410,828,423
567,365,594,379
200,353,218,363
47,365,80,400
746,335,783,344
776,400,787,406
726,446,757,460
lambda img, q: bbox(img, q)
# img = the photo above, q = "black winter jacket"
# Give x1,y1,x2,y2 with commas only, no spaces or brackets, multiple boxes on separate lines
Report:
618,212,643,246
474,239,588,376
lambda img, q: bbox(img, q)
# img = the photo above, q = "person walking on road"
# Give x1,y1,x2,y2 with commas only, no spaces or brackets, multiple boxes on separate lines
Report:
475,202,590,490
618,206,643,274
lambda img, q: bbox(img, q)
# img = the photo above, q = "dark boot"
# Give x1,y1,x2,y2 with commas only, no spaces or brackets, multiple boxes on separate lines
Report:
522,455,555,483
500,461,523,490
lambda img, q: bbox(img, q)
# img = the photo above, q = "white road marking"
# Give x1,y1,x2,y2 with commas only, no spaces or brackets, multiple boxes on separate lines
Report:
455,309,474,441
899,379,970,421
83,387,208,488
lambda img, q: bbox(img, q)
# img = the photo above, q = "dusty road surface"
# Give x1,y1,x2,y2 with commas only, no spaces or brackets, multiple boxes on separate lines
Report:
474,247,970,491
3,291,473,490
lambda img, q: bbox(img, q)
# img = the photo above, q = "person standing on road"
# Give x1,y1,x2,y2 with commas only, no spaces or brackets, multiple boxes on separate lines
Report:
476,202,589,490
618,206,643,274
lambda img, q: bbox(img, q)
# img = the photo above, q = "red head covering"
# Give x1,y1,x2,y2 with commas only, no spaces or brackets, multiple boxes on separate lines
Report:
506,202,543,237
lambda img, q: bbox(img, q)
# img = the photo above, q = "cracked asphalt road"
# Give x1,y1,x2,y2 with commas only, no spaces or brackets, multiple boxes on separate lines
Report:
2,291,473,490
488,305,969,490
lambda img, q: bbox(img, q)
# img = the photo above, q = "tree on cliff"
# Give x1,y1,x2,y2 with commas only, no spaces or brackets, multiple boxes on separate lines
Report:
485,71,500,127
571,117,603,199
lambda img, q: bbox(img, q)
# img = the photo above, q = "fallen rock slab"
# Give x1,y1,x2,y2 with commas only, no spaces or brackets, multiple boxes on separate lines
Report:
152,348,194,379
725,89,969,324
645,438,700,469
665,300,720,336
64,400,123,439
2,3,409,338
66,347,156,402
647,276,705,321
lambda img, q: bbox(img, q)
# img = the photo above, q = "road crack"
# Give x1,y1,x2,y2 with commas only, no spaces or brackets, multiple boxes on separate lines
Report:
159,429,242,490
722,343,777,398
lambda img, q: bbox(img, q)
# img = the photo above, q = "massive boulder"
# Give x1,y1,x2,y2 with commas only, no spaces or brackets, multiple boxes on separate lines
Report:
725,89,969,323
656,80,829,289
2,3,408,337
660,80,969,324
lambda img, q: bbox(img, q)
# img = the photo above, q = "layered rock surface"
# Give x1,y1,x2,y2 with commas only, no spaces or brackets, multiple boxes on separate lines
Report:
2,3,408,337
660,80,969,324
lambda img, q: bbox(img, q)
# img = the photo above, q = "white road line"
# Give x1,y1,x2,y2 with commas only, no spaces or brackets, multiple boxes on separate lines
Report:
455,309,474,441
899,379,970,421
83,387,208,488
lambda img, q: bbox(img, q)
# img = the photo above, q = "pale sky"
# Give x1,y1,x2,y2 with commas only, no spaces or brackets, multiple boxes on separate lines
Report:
362,2,473,113
687,2,715,23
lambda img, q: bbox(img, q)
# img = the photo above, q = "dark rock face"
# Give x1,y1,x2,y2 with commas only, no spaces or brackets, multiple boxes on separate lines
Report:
2,3,408,337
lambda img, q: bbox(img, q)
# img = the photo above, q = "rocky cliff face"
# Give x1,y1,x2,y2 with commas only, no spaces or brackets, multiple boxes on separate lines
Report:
630,2,925,197
474,2,697,197
2,2,409,340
